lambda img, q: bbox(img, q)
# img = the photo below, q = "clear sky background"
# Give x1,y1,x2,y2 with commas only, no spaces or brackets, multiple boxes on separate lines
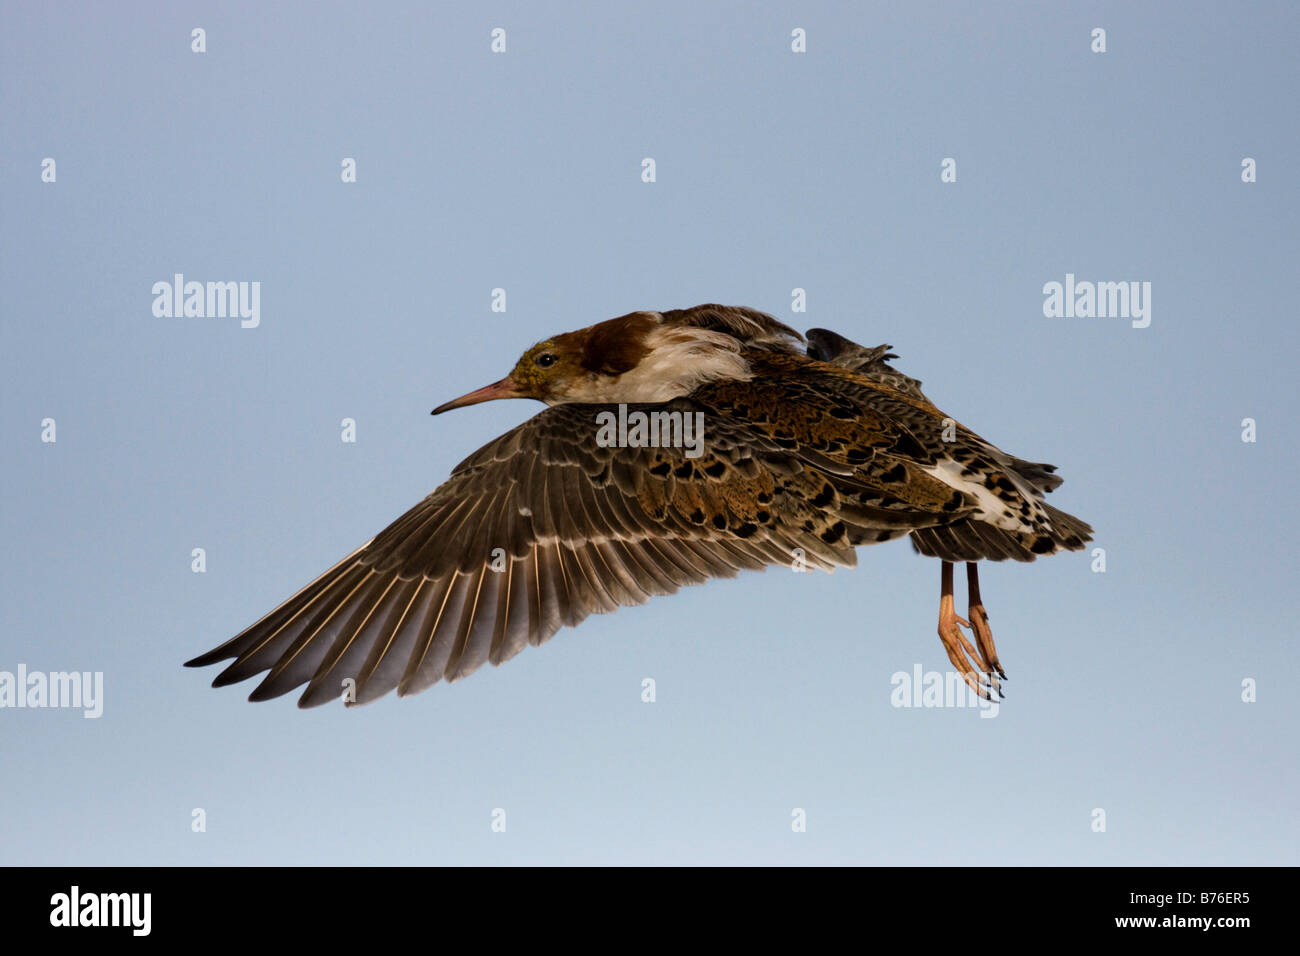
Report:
2,1,1297,865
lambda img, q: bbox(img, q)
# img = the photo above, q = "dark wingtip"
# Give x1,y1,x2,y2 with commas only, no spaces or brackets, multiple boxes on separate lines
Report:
211,667,248,688
184,649,225,668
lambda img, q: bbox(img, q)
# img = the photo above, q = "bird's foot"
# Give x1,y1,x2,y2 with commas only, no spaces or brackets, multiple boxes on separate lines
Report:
937,608,1002,700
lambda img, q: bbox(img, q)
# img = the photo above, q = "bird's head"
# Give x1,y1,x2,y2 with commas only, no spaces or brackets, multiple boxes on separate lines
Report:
432,310,753,414
430,338,579,415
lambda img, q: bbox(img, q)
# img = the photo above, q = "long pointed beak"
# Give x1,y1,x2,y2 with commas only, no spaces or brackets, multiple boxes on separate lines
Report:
431,376,522,415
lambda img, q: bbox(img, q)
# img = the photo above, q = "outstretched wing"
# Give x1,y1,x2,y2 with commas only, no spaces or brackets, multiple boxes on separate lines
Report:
186,398,955,708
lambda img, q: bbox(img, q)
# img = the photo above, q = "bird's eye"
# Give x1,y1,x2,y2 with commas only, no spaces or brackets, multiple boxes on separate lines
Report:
535,353,557,368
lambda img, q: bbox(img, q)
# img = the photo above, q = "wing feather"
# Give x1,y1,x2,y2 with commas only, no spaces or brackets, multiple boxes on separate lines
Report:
188,389,966,707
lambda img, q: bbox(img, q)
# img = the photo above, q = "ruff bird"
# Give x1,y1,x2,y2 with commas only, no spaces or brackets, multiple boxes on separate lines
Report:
186,305,1092,706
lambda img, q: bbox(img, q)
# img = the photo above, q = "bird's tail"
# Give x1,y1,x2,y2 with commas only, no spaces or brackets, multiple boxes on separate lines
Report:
910,504,1093,563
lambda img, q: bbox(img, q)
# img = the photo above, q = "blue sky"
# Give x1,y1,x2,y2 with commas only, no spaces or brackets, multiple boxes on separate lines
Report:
2,0,1297,865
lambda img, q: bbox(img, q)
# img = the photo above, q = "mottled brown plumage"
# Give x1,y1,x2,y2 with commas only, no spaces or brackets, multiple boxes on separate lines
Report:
186,304,1092,706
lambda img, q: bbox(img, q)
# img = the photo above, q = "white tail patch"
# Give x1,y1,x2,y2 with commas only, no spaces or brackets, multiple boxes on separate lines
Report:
923,457,1053,534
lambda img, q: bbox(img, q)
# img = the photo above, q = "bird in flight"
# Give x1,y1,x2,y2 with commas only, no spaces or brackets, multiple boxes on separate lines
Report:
186,305,1091,706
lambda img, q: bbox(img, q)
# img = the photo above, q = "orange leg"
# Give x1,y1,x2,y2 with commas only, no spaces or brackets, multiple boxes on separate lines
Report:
966,562,1005,681
936,561,998,699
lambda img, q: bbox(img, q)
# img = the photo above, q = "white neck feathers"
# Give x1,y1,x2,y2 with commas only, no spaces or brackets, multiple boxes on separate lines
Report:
558,324,753,404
